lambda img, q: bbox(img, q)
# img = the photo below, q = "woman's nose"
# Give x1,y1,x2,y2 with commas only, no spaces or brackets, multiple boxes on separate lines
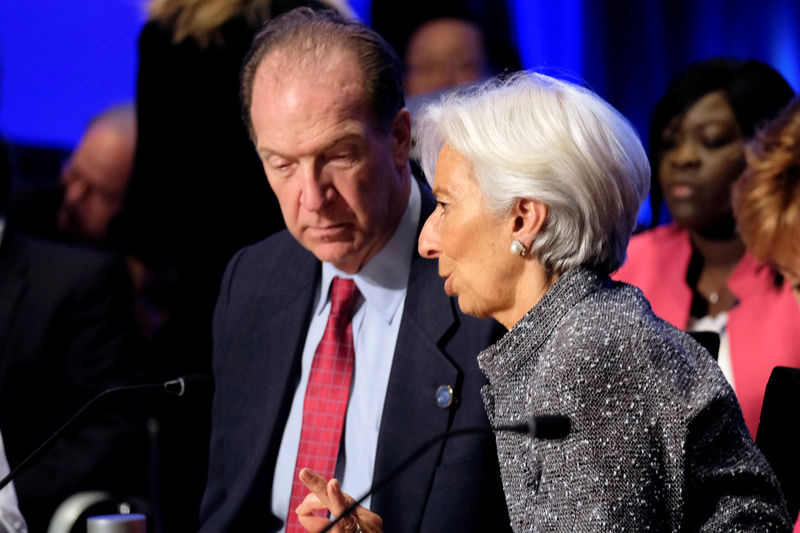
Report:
668,140,700,170
418,212,442,259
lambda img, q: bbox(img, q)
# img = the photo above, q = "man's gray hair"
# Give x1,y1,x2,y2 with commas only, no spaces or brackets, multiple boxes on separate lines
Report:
414,72,650,275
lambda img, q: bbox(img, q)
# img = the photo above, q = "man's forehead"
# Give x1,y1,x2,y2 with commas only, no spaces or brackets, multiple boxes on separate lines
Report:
249,44,381,153
257,44,364,87
251,46,371,124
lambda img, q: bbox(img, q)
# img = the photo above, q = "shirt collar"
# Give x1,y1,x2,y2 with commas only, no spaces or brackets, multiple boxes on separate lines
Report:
317,178,422,324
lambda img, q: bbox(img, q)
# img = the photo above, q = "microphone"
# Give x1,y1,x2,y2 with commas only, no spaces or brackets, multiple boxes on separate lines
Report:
494,414,571,439
320,414,570,532
0,375,211,492
163,374,212,397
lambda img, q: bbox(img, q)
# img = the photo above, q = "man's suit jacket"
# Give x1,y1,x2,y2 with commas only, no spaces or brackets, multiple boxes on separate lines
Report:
0,230,147,531
200,191,511,532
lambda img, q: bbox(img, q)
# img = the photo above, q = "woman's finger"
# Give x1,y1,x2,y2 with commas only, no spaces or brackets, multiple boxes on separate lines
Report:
296,492,326,516
296,491,339,533
299,468,332,505
296,513,334,533
354,506,384,533
326,478,353,517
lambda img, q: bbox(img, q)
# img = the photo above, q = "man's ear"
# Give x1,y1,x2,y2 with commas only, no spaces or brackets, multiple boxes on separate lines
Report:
509,197,547,248
390,108,411,171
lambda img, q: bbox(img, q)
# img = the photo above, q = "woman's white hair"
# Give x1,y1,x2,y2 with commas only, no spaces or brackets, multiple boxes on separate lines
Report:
414,71,650,275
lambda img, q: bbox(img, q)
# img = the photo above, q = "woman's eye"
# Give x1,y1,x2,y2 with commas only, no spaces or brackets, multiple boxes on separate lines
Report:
659,138,676,151
702,136,733,149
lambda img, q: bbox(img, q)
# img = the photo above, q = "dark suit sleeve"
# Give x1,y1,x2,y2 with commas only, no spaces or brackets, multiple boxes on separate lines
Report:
682,391,791,531
2,245,147,531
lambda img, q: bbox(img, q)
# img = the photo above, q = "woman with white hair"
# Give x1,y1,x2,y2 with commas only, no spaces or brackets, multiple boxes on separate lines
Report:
293,73,791,532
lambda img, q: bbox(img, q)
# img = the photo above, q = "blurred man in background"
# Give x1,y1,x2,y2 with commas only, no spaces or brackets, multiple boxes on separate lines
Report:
57,104,135,245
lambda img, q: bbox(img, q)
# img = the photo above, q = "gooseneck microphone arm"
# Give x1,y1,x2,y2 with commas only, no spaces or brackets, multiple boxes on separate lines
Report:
321,414,570,532
0,375,208,492
493,414,572,439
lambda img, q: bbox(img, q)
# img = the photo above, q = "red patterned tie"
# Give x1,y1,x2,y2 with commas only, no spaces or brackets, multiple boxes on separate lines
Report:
286,276,360,532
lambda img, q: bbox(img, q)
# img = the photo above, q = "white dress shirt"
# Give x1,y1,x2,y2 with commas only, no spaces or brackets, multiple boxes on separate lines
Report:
271,179,422,528
688,313,734,390
0,427,28,532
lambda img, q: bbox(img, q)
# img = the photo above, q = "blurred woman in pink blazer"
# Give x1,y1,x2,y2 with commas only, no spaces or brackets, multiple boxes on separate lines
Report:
615,58,800,439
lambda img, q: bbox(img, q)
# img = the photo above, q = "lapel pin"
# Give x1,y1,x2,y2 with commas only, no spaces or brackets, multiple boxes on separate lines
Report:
435,385,457,409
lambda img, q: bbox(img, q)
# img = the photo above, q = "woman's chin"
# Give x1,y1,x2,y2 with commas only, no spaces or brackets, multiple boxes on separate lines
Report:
456,296,486,319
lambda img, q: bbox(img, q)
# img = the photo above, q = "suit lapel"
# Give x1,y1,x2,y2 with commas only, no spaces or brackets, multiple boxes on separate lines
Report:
371,187,462,529
255,255,319,456
224,237,321,510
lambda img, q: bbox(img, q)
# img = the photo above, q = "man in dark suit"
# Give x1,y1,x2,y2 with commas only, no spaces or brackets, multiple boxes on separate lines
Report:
199,8,509,532
0,138,149,531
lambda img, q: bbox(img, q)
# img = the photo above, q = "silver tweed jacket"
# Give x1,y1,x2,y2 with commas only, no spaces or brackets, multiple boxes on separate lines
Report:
479,267,791,532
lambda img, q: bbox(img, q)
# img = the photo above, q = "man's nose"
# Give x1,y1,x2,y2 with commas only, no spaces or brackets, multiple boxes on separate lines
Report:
63,178,89,204
298,165,329,212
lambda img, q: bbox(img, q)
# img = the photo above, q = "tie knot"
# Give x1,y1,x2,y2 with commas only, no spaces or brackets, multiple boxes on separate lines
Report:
330,276,360,318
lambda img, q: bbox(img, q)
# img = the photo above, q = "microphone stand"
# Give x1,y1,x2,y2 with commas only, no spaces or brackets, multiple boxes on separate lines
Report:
321,414,570,532
321,427,488,532
0,376,205,492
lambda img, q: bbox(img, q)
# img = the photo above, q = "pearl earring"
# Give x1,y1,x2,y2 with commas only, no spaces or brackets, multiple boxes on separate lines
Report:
510,240,529,257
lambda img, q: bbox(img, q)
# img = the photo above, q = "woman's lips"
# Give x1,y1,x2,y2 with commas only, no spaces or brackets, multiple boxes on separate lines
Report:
669,183,694,199
442,273,453,294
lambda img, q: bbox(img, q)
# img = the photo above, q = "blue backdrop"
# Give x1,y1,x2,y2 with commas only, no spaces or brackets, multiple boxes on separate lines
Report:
0,0,145,148
1,0,798,157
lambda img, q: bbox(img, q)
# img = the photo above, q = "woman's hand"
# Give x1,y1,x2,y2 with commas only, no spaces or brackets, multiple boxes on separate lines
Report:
295,468,384,533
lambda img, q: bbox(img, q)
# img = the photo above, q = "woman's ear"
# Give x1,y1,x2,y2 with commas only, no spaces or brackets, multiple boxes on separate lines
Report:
510,197,547,248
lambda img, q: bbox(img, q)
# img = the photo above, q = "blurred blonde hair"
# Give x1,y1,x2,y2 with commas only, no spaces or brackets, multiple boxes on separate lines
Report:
147,0,353,46
734,96,800,268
